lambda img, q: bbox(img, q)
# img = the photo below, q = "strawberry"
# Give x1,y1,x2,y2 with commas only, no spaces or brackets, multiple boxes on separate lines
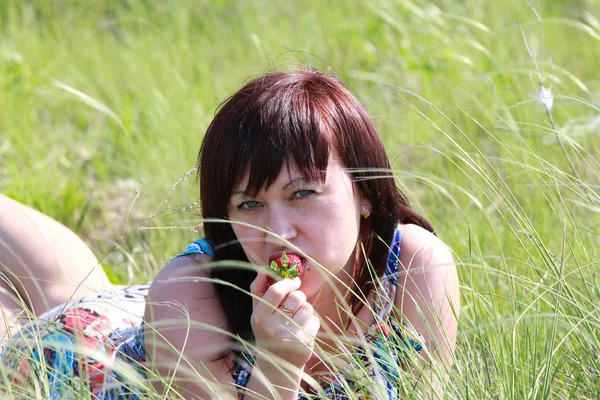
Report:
265,251,303,285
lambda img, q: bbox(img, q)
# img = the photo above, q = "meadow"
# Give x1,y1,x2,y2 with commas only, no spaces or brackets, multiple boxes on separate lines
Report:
1,0,600,398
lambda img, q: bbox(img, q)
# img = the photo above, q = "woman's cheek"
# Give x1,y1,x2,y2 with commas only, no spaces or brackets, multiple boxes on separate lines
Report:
241,241,263,265
231,226,259,261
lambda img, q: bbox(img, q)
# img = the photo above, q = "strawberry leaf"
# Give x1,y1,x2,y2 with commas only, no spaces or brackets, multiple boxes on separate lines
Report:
265,263,280,279
281,252,289,267
288,264,298,277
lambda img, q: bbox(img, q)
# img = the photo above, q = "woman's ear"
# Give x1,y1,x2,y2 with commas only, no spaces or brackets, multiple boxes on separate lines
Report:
358,195,374,247
360,197,373,220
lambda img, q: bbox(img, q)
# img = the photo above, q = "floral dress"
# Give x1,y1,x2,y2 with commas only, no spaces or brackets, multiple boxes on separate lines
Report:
0,226,423,399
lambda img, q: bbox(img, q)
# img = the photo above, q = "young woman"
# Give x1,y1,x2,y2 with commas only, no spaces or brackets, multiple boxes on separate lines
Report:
0,68,459,399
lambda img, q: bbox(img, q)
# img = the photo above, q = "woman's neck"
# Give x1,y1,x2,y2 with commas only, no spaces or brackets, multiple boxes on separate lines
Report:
300,245,377,392
301,283,376,394
308,244,370,336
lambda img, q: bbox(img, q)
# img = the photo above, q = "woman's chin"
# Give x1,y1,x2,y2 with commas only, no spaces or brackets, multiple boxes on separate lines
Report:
297,278,314,296
299,277,326,300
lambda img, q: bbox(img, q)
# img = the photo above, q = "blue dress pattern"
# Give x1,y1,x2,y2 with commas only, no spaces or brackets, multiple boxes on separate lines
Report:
1,284,150,399
0,230,423,399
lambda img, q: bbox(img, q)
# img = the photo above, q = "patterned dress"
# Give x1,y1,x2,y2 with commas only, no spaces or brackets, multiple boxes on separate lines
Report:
0,226,423,399
0,284,150,399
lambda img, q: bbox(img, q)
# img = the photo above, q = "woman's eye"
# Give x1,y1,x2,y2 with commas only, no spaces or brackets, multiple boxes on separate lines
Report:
293,189,315,199
237,201,262,211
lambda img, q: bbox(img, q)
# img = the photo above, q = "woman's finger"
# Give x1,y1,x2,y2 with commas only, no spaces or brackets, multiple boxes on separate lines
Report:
252,277,301,321
286,301,314,323
278,290,307,319
280,303,320,342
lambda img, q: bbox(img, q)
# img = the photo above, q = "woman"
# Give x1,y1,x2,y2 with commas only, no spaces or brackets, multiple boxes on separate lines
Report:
0,68,459,399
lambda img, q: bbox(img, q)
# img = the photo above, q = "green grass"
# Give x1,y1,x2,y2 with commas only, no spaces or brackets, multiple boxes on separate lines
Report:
1,0,600,398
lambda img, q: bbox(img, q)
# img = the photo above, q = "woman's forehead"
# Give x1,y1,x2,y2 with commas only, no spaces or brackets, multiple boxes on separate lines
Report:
232,157,345,195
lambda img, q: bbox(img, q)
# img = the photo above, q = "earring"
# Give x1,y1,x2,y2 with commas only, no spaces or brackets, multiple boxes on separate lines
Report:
362,205,371,219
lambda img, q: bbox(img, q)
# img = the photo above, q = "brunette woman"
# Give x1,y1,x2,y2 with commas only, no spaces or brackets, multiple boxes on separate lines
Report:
0,68,459,399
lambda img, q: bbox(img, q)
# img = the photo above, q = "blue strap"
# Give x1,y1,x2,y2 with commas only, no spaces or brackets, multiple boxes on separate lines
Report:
385,224,402,287
195,238,214,256
169,238,214,262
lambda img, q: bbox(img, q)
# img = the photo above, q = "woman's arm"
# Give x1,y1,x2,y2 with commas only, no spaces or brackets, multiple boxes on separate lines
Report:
396,224,460,394
143,254,239,399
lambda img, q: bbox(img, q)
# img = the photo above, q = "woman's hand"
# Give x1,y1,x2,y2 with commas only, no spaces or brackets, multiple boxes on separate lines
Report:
250,272,320,368
144,254,240,399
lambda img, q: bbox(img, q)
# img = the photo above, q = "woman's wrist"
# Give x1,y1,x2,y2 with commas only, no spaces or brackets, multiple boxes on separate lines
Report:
244,356,305,400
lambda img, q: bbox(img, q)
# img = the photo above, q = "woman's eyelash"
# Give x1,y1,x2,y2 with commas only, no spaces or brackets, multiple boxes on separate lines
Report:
235,190,316,211
293,189,316,198
236,200,261,211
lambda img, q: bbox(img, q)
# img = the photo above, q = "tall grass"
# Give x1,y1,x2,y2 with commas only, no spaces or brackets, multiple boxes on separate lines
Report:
1,0,600,398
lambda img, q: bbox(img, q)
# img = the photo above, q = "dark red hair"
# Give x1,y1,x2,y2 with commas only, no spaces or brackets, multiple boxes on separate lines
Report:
198,68,434,367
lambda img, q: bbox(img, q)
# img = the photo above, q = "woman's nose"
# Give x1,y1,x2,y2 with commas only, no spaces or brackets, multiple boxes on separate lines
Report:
265,204,297,242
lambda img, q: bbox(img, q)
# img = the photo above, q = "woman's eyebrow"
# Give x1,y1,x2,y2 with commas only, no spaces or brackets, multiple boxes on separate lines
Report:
282,177,307,190
230,177,307,196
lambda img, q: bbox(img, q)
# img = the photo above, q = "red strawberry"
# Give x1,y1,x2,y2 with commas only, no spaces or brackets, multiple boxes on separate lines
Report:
265,251,304,285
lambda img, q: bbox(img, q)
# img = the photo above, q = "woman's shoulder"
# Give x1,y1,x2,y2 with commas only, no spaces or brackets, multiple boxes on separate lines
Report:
143,247,235,396
147,249,218,312
145,242,226,345
398,223,453,266
150,237,214,285
146,236,217,316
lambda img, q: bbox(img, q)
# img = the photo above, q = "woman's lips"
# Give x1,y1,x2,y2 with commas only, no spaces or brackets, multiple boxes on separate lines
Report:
298,258,307,278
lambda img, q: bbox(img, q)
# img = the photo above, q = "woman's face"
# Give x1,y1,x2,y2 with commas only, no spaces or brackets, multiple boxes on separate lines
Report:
228,157,370,299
